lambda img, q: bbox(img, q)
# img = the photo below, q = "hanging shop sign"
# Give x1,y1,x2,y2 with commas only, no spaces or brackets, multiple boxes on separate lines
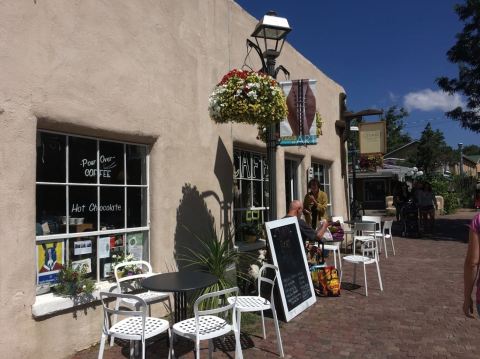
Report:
265,216,316,322
359,121,387,154
279,79,317,146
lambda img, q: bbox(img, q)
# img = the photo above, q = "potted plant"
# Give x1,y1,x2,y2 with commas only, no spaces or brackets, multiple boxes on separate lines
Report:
238,222,262,243
53,263,95,299
208,69,288,126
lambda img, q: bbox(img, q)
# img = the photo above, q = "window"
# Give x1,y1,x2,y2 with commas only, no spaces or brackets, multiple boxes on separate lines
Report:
35,131,149,289
233,149,269,240
311,162,332,217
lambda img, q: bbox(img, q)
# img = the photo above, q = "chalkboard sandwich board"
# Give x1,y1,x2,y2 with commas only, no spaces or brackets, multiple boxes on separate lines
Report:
265,217,316,322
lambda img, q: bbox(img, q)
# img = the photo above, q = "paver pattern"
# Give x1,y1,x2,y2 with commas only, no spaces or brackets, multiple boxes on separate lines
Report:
72,210,480,359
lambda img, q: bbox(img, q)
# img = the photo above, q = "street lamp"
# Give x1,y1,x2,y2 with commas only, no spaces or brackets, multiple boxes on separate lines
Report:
248,11,291,221
458,142,464,176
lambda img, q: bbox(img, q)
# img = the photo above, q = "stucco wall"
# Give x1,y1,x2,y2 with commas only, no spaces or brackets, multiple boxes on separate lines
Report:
0,1,346,358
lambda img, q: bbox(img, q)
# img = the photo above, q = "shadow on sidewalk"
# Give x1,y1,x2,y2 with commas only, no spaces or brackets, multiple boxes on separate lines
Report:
391,216,470,243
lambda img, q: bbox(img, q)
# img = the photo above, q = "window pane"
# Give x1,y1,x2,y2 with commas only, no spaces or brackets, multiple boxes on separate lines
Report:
127,145,147,185
36,185,66,235
100,187,125,230
127,187,147,228
68,236,97,280
100,141,124,184
69,186,98,232
36,132,66,183
69,137,97,183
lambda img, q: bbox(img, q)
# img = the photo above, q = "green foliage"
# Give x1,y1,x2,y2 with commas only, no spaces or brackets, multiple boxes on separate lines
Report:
463,144,480,156
179,226,252,309
436,0,480,133
208,69,288,126
384,106,412,153
54,264,95,297
452,175,477,207
416,123,448,173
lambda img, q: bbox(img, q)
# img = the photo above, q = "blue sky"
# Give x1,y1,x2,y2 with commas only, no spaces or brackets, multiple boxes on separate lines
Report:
235,0,478,147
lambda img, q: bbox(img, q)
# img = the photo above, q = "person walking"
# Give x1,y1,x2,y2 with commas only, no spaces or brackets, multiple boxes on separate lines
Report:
463,212,480,318
303,178,328,229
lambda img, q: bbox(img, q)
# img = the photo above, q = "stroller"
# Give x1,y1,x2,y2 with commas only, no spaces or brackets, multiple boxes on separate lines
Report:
400,200,420,238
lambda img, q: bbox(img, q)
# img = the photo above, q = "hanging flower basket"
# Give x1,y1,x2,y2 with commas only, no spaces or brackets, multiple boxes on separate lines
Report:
208,69,288,126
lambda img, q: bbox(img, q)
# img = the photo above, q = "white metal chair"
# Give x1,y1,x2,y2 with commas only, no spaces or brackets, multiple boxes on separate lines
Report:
361,216,384,251
98,292,171,359
227,264,284,357
382,220,395,257
111,260,171,346
352,222,376,256
322,242,342,272
342,238,383,296
332,215,354,253
170,286,242,359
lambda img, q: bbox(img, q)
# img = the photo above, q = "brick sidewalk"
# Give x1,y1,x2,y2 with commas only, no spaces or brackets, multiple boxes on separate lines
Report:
72,210,480,359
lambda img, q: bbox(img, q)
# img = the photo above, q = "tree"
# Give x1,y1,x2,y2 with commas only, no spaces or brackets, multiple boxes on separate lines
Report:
436,0,480,133
416,123,449,173
462,144,480,155
384,106,412,153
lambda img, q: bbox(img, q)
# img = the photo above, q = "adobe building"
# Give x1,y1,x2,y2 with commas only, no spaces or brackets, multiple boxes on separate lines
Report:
0,1,348,357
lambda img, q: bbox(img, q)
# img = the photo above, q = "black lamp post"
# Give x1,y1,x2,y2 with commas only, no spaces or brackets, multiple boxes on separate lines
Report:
343,109,383,219
248,11,291,221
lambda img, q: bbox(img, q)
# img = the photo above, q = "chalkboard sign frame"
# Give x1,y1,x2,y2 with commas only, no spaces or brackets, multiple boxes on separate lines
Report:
265,217,316,322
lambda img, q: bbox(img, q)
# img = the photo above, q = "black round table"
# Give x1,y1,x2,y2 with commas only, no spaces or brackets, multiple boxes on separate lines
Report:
142,271,218,323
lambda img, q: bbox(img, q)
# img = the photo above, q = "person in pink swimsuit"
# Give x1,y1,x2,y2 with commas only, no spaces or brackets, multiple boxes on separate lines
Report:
463,212,480,317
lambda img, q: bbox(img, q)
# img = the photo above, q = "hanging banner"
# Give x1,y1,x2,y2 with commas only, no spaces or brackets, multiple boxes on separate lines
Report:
359,121,387,154
279,79,317,146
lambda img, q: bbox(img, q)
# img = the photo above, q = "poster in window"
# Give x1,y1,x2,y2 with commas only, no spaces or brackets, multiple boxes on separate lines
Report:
73,240,92,255
98,237,111,259
37,242,64,284
72,258,92,274
127,232,144,260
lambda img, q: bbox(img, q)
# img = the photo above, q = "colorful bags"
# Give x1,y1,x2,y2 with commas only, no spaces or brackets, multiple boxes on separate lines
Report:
310,265,341,297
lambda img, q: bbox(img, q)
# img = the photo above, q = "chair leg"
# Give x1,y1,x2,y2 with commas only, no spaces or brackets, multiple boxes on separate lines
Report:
363,263,368,297
208,339,214,359
195,339,200,359
353,238,356,255
129,340,134,359
353,263,357,285
271,306,284,358
167,328,172,359
261,310,266,339
376,260,383,291
390,236,396,256
234,322,243,359
333,248,337,269
383,236,388,258
142,338,146,359
98,333,107,359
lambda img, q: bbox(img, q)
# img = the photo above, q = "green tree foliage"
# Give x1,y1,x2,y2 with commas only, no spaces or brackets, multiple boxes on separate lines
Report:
462,144,480,155
416,123,448,173
436,0,480,133
385,106,412,153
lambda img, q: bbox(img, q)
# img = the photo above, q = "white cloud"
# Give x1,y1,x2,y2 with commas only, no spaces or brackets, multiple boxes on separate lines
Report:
403,89,465,112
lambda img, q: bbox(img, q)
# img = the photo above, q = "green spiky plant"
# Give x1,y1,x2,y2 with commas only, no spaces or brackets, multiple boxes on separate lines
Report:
179,225,254,310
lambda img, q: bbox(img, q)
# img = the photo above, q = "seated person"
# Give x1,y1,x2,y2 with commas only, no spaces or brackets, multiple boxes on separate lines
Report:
285,200,329,262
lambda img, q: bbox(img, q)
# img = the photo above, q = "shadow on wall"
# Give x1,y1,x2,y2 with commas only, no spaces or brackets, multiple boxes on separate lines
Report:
174,184,216,270
173,137,234,270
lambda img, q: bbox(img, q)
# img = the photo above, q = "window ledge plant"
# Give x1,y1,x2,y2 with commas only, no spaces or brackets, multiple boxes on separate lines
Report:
53,264,95,299
208,69,288,126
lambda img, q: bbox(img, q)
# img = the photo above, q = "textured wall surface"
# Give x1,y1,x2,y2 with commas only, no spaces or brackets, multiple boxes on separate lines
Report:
0,1,345,358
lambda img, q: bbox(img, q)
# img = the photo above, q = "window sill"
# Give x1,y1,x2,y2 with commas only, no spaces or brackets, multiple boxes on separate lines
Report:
32,281,116,318
235,238,266,253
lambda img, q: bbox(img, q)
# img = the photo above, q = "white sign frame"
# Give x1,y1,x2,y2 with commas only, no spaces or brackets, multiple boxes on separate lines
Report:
265,217,316,322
